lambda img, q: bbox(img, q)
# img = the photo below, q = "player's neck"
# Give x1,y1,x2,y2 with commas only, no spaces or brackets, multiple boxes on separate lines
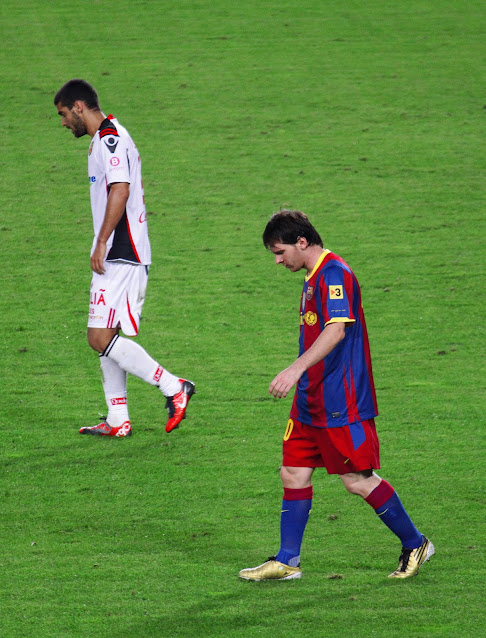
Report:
304,246,325,275
86,111,107,138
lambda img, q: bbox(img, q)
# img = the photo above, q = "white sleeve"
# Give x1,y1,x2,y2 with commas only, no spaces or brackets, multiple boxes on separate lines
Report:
101,133,131,185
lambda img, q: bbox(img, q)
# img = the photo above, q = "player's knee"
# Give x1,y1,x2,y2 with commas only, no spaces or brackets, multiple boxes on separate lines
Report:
280,466,312,489
87,332,102,352
341,470,374,496
343,480,362,496
280,466,291,485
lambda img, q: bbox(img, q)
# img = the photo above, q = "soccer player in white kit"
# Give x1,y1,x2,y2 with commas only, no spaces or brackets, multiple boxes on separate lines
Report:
54,79,195,437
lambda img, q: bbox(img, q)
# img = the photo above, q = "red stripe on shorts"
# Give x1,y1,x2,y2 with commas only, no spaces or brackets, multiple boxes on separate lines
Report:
126,295,138,335
107,308,116,328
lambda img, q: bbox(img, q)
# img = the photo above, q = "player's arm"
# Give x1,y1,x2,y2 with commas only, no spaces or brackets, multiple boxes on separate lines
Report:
91,182,130,274
269,321,346,399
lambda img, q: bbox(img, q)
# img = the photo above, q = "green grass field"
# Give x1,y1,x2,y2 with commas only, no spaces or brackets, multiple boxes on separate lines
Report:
1,1,485,636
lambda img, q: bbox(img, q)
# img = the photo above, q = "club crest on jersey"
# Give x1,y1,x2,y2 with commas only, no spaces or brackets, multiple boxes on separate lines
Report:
306,286,314,301
329,285,343,300
104,136,119,153
304,311,318,326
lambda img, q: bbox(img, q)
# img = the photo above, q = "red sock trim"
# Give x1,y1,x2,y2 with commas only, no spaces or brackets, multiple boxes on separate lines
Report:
283,486,313,501
365,480,394,510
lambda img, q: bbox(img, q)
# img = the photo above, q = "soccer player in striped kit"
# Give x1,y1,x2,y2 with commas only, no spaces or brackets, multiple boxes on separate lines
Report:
54,79,195,437
239,210,433,580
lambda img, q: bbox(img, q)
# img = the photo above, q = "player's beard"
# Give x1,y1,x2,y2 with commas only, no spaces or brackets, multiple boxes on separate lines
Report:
70,111,87,138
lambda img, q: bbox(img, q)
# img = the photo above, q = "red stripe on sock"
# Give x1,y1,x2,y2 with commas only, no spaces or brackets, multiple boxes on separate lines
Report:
365,480,394,510
283,486,313,501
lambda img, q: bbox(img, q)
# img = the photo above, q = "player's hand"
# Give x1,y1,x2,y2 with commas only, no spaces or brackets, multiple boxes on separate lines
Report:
90,240,107,274
269,364,303,399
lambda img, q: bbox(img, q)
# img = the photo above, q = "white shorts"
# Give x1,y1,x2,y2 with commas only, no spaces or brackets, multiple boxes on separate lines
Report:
88,262,149,336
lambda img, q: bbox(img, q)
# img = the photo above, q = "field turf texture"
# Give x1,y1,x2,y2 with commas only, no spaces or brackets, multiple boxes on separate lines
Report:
0,1,485,637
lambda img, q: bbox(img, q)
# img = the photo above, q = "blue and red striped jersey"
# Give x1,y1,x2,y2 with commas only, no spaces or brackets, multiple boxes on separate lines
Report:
290,250,378,428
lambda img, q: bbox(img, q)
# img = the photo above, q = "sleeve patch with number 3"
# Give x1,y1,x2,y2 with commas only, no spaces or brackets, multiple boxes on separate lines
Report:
329,285,343,299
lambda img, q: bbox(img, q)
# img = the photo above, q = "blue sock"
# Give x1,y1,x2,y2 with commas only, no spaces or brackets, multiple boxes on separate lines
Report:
276,487,313,567
366,480,422,549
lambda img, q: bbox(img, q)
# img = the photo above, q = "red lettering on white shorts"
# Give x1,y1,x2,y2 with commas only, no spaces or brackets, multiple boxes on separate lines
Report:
90,290,106,305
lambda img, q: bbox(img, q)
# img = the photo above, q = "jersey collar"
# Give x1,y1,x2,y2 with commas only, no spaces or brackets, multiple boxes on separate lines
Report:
305,249,330,281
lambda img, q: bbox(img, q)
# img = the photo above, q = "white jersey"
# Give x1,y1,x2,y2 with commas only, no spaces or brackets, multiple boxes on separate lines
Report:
88,115,151,265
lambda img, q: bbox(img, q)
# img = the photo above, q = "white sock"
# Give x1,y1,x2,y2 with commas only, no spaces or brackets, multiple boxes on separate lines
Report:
99,354,130,427
104,335,182,397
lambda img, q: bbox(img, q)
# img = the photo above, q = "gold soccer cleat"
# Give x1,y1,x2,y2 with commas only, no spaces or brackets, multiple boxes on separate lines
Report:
388,536,435,579
239,557,302,581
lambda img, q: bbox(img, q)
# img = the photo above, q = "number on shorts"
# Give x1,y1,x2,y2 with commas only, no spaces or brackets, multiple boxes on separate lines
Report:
283,419,294,441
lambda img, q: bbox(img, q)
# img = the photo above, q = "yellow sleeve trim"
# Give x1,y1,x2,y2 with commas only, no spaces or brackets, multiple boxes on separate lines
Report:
324,317,355,327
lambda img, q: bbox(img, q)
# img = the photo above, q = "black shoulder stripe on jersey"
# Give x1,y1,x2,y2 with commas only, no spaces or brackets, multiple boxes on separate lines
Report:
99,118,119,138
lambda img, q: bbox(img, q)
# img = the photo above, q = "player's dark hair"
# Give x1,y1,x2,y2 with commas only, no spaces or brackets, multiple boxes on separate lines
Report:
263,210,323,248
54,79,100,110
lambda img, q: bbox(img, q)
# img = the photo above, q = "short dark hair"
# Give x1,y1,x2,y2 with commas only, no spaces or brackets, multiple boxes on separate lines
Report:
54,79,100,110
263,210,323,248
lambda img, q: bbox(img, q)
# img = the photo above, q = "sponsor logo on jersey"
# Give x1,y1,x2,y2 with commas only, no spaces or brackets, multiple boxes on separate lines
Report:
104,136,119,154
304,311,318,326
110,157,121,167
89,176,96,183
306,286,314,301
329,285,343,299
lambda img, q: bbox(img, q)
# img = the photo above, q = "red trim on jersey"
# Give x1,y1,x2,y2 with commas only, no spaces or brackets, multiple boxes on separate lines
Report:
100,127,119,139
342,268,356,320
321,278,330,325
125,215,141,263
343,364,360,423
107,114,115,120
360,304,378,415
126,294,139,334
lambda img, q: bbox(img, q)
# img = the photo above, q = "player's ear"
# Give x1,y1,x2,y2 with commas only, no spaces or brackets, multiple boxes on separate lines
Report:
296,236,309,250
72,100,84,114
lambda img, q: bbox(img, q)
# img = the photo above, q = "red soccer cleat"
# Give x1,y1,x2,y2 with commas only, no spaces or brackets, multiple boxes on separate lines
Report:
79,421,132,437
165,380,196,433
